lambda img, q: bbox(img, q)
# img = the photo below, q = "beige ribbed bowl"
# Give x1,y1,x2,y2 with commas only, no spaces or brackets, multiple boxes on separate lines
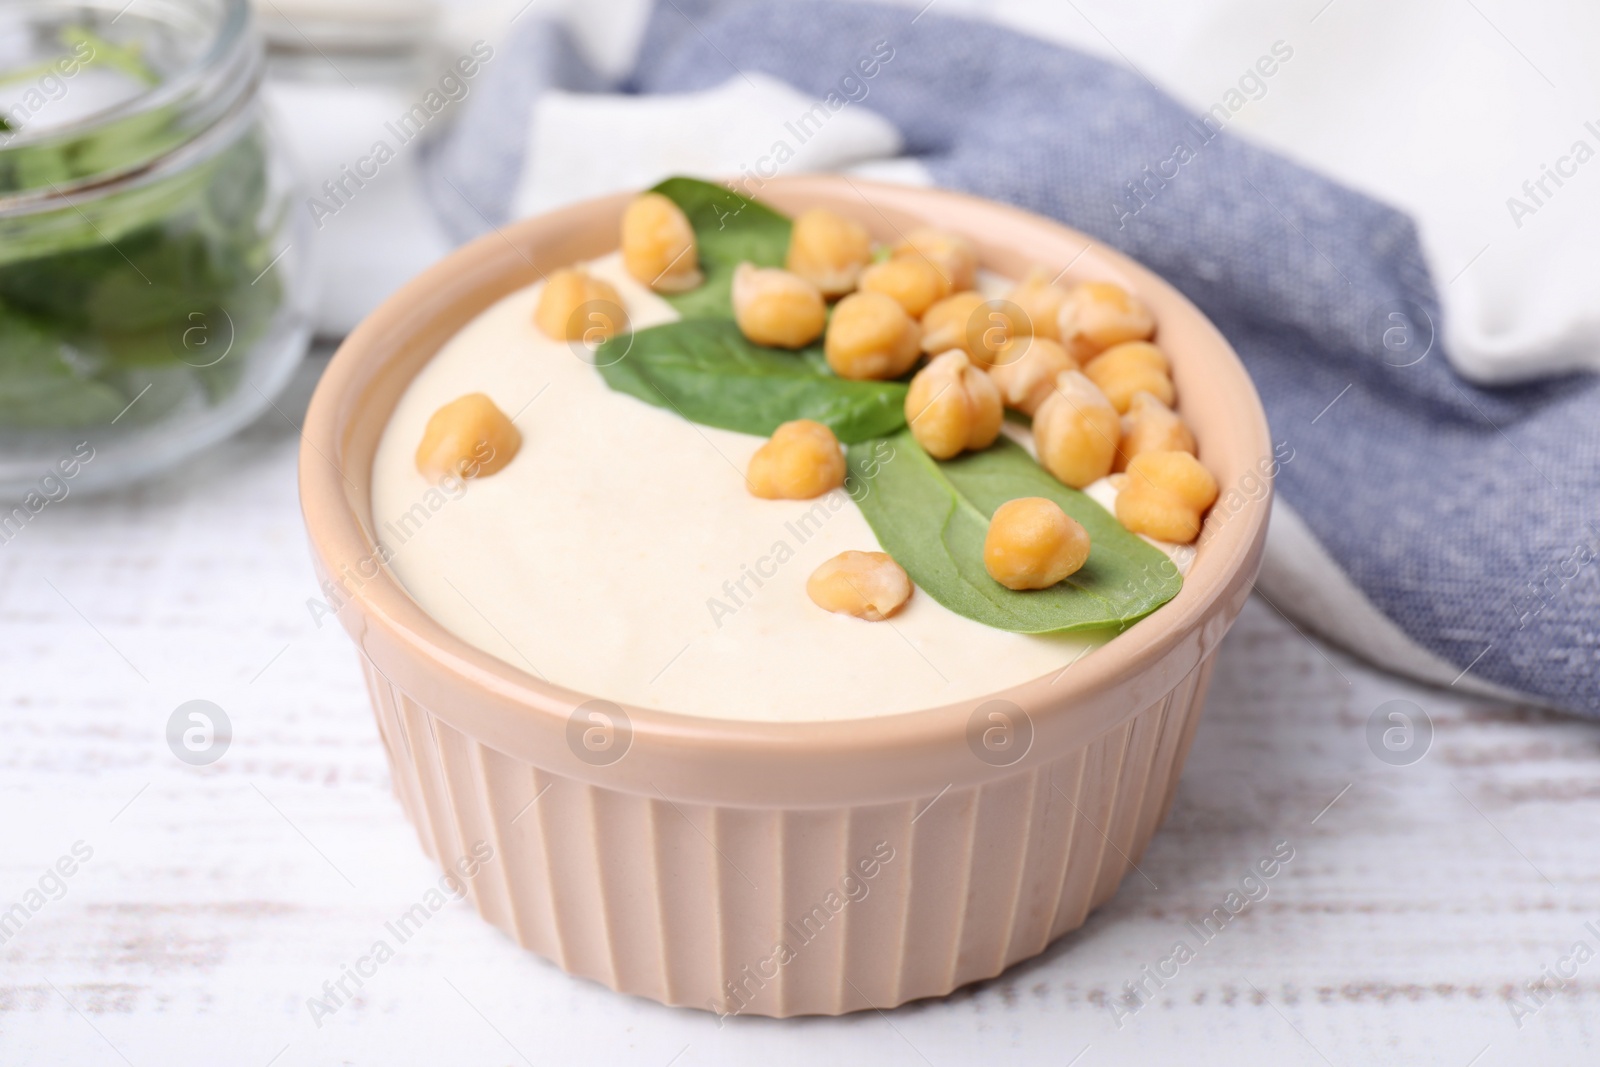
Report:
300,177,1272,1018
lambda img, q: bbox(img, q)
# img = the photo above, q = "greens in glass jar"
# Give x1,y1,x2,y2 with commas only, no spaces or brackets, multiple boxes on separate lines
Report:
0,26,285,428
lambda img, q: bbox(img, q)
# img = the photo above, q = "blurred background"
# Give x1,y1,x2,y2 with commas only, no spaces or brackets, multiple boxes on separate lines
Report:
252,0,1600,367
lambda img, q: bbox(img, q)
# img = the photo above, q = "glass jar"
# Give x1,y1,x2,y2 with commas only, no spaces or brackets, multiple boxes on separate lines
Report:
0,0,311,496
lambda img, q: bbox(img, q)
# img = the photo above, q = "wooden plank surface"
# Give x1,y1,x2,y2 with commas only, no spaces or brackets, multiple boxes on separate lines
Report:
2,365,1597,1066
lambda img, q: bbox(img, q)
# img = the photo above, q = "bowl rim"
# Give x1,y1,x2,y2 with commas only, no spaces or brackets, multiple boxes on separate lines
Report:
299,175,1273,798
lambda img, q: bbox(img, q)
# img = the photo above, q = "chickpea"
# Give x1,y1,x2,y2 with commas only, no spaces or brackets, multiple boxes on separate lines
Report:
1116,391,1195,471
786,208,873,297
858,256,948,319
920,291,1014,368
986,335,1076,415
1031,370,1120,489
1004,268,1070,340
983,497,1091,590
1057,281,1155,361
893,227,977,293
732,263,826,348
825,291,922,380
415,393,521,481
807,550,912,621
1116,451,1218,544
745,419,845,500
534,267,627,342
621,192,703,293
1083,341,1173,413
905,349,1003,460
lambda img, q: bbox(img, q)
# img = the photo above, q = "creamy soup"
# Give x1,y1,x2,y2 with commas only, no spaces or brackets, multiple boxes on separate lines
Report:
370,254,1187,722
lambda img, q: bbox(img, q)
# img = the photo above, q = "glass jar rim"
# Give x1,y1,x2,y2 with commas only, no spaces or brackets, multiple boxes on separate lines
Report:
0,0,260,208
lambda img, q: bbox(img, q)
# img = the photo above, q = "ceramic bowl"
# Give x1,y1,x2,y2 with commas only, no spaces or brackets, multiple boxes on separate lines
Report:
298,176,1272,1018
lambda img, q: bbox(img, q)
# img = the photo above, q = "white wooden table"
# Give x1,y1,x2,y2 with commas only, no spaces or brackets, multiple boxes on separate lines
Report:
3,356,1597,1066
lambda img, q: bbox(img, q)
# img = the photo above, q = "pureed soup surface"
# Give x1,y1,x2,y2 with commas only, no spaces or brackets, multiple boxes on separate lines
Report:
370,254,1183,722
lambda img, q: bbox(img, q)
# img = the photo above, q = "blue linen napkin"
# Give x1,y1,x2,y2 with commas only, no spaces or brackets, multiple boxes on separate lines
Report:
425,0,1600,716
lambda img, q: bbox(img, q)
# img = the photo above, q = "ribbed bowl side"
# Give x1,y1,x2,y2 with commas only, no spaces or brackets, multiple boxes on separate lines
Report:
357,653,1216,1018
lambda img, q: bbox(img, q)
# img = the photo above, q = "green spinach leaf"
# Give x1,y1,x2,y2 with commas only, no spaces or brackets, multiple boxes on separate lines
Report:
648,176,790,320
847,429,1182,633
596,319,907,443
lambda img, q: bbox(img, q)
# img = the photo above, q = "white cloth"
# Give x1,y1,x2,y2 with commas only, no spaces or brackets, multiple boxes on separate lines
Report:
930,0,1600,385
263,81,455,338
511,73,904,218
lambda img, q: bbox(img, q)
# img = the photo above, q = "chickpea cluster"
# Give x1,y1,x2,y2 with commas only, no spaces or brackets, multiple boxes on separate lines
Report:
732,215,983,621
818,223,979,381
984,274,1208,545
727,209,986,384
651,193,1211,585
973,274,1209,590
415,184,1227,650
490,193,1222,632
